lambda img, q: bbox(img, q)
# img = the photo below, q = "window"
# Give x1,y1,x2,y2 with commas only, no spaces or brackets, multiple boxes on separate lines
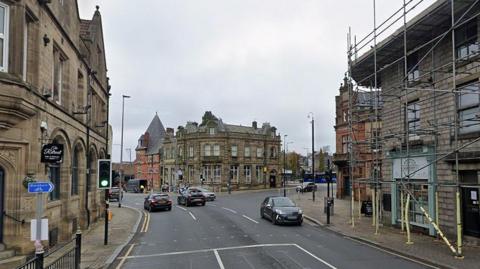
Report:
456,19,478,60
202,166,211,182
244,146,250,157
244,165,251,184
0,3,9,72
53,47,64,104
49,164,60,201
231,145,237,157
188,165,194,182
213,144,220,156
71,147,79,195
256,166,264,184
189,146,194,158
458,82,480,134
270,147,276,158
204,144,211,156
23,13,29,81
214,165,221,183
209,128,215,135
178,146,183,157
230,165,239,183
407,52,420,82
342,136,348,153
256,147,263,158
407,101,420,137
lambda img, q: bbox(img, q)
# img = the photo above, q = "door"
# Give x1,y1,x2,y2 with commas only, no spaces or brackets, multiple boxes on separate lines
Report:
344,176,350,196
269,176,276,188
462,187,480,237
0,168,4,243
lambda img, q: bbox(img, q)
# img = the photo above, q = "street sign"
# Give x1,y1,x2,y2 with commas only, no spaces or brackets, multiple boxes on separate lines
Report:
41,144,64,163
28,182,55,193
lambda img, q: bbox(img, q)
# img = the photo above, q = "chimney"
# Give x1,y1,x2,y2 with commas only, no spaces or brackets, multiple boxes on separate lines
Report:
166,127,175,136
252,121,257,129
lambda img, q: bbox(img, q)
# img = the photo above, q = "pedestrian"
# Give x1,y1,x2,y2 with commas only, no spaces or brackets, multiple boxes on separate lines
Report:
140,184,145,193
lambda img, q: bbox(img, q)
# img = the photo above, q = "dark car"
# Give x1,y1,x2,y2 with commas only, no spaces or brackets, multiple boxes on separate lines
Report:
177,188,206,206
144,193,172,212
109,187,121,201
296,182,317,192
260,196,303,225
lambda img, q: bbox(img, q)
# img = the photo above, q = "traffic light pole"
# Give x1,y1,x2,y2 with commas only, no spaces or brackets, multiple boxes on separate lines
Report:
104,189,109,245
327,160,331,225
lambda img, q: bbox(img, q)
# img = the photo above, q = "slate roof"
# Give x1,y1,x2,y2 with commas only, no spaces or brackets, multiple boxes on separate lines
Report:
137,114,166,155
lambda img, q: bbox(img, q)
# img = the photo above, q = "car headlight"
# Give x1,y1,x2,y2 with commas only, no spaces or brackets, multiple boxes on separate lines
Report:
275,209,284,215
298,209,303,214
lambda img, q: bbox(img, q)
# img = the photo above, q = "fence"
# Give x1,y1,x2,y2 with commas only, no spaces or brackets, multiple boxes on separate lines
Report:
16,232,81,269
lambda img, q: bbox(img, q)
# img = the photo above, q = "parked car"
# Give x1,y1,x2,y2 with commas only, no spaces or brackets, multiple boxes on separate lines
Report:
177,188,206,206
108,187,122,201
296,182,317,192
260,196,303,225
195,187,216,201
144,193,172,212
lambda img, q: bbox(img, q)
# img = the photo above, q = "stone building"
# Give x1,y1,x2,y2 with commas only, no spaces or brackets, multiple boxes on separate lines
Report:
0,0,110,258
135,114,165,190
161,112,281,191
351,0,480,241
333,78,382,200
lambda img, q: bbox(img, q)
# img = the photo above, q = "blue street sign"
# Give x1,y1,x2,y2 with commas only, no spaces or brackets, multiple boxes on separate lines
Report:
28,182,55,193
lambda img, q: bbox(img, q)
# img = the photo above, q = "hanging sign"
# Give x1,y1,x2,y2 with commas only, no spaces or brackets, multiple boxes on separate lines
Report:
41,144,64,163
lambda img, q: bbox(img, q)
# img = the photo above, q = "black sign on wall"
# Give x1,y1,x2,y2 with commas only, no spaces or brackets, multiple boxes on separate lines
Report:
41,144,64,163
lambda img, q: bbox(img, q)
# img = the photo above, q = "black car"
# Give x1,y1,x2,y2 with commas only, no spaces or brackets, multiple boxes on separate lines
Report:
260,196,303,225
296,182,317,192
177,188,206,206
144,193,172,212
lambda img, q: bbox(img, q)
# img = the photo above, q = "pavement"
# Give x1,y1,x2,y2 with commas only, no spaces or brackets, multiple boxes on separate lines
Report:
107,190,442,269
80,203,141,269
287,183,480,269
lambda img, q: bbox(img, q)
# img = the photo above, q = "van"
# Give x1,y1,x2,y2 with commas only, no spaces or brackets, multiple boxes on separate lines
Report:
126,179,148,193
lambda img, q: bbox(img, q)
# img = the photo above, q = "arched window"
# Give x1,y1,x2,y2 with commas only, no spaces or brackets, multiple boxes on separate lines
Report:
71,146,80,195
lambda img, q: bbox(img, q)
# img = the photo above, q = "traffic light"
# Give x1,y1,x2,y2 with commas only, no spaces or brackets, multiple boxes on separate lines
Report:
98,159,112,189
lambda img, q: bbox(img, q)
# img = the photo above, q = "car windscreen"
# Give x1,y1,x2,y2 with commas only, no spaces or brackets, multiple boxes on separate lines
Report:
273,197,295,207
188,189,202,194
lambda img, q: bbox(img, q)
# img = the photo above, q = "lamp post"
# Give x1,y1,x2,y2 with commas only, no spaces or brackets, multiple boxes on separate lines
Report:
120,95,130,207
283,135,288,197
308,112,315,201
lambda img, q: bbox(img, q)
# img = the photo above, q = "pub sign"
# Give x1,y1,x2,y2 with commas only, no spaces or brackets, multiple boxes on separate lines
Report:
41,144,64,163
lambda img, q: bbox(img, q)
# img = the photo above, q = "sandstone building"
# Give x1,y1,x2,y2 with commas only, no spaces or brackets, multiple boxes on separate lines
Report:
161,112,281,191
0,0,110,257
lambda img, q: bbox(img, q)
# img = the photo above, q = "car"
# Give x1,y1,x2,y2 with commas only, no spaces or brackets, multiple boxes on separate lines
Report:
144,193,172,212
109,187,121,201
296,182,317,192
195,187,216,201
260,196,303,225
177,187,206,206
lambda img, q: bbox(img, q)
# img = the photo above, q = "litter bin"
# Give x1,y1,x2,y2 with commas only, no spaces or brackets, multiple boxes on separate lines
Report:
324,197,334,215
361,201,373,217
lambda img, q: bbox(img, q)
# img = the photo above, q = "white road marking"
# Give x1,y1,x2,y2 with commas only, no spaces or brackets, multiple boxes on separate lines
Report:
242,215,259,224
294,244,337,269
175,205,187,211
121,243,295,260
214,249,225,269
208,203,218,207
189,212,197,221
221,207,237,214
345,237,440,269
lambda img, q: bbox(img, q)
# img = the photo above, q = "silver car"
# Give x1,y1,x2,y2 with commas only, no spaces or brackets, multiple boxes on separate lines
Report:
196,187,216,201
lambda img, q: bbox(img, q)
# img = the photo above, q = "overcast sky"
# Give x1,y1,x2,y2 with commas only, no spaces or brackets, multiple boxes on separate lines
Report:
78,0,435,162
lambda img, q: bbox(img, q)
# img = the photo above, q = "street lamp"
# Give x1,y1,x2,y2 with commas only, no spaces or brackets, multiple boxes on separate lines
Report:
283,134,288,197
120,94,130,207
308,112,315,201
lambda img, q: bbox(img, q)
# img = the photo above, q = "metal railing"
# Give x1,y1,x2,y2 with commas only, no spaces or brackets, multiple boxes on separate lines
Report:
16,232,81,269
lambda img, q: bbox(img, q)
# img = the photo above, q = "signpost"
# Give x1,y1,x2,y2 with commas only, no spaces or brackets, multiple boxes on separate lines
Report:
40,144,64,163
28,182,55,260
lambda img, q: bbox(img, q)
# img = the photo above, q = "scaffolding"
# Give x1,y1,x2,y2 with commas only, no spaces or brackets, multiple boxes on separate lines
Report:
345,0,480,257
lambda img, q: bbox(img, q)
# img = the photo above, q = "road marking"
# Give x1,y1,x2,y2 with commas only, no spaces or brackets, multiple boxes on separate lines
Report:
294,244,337,269
242,215,259,224
344,237,440,269
221,207,237,214
208,203,217,207
121,243,295,260
140,211,150,233
213,249,225,269
175,205,187,211
115,243,135,269
189,212,197,221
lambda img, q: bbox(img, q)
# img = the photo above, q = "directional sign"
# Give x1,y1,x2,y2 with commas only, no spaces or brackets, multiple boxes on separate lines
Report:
28,182,55,193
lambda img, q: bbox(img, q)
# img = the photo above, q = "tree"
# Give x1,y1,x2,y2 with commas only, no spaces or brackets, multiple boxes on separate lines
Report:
317,149,325,173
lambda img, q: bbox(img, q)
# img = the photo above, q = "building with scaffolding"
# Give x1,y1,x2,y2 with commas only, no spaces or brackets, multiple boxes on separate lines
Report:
347,0,480,256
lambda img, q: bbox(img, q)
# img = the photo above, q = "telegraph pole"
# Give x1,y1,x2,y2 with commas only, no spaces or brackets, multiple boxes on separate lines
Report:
120,95,130,207
283,134,287,197
308,113,315,201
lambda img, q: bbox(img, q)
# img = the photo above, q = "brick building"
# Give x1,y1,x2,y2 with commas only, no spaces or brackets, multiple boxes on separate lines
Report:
161,111,281,191
135,114,165,190
333,78,382,200
351,0,480,240
0,0,110,259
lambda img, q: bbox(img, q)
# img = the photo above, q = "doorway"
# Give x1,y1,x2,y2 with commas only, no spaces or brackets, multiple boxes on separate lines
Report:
344,176,350,196
462,187,480,237
269,175,276,188
0,167,4,243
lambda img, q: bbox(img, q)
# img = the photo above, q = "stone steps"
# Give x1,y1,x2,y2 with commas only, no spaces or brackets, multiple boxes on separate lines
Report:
0,250,14,260
0,255,27,269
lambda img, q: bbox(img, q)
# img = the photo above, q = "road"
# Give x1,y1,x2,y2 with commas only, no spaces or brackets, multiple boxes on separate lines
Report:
111,188,434,269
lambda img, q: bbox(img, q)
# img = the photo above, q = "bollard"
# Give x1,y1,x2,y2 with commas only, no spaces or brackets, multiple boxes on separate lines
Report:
75,232,82,269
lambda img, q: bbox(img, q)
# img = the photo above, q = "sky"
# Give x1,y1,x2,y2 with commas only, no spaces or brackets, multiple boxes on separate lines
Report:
78,0,435,162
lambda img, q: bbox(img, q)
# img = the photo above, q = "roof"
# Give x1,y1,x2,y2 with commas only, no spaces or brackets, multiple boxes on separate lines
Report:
351,0,478,87
136,114,166,154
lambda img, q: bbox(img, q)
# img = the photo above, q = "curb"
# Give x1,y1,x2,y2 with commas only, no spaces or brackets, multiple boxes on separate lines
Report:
304,214,453,269
104,205,143,266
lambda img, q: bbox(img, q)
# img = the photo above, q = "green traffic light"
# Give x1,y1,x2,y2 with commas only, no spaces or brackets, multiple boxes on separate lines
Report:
101,180,109,187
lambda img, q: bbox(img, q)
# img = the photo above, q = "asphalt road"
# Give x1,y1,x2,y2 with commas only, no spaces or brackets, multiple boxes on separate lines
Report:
111,188,434,269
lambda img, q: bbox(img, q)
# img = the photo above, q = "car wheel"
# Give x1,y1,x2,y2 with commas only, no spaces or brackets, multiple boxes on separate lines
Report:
177,198,181,205
186,201,190,207
202,202,206,206
297,220,303,226
272,213,278,225
260,210,265,219
148,206,153,212
168,206,172,211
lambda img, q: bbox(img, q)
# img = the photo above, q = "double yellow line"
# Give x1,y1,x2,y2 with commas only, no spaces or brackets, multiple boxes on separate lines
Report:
140,211,150,233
